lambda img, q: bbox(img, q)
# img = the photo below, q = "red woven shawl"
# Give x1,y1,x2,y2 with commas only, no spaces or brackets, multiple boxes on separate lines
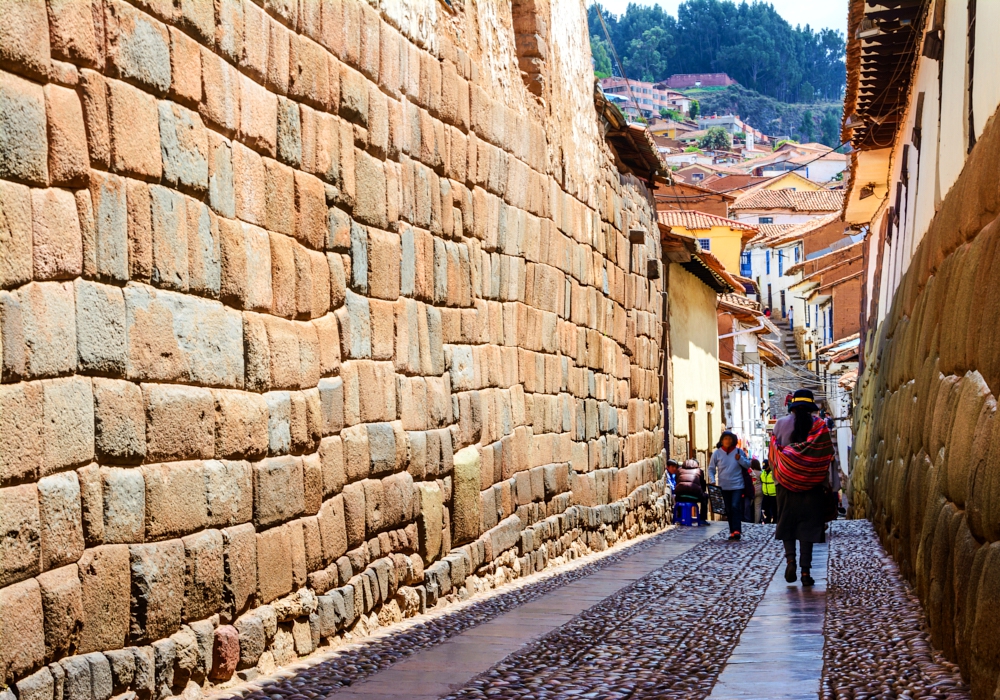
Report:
770,416,834,492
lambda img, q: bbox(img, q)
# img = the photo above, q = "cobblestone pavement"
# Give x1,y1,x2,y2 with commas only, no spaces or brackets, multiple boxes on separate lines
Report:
224,520,973,700
822,520,969,700
226,526,714,700
444,525,784,700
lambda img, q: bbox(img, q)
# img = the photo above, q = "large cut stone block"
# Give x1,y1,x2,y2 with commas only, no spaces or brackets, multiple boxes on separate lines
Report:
255,526,293,604
128,540,184,644
37,564,83,662
75,280,127,376
125,284,244,387
37,471,85,571
252,456,304,528
107,79,162,180
77,544,130,654
45,84,89,187
105,0,171,94
143,383,214,462
0,483,41,587
0,70,48,185
182,530,223,623
0,577,45,685
452,446,482,545
213,389,269,460
203,461,253,529
42,376,95,475
32,187,83,281
142,461,208,539
100,466,145,544
93,378,145,464
222,523,256,617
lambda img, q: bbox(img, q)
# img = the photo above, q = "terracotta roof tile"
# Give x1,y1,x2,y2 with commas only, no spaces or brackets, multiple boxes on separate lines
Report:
656,210,758,231
731,188,844,212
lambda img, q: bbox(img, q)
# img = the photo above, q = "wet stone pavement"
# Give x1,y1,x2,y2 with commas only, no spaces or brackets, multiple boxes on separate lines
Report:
220,521,970,700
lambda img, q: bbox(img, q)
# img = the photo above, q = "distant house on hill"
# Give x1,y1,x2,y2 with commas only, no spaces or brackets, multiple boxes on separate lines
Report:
661,73,737,89
598,78,691,119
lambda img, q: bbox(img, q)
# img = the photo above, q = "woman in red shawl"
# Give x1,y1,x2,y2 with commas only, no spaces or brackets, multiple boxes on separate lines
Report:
769,389,837,587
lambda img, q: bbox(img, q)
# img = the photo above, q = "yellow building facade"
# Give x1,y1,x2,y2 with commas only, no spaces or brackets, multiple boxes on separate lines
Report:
657,211,757,272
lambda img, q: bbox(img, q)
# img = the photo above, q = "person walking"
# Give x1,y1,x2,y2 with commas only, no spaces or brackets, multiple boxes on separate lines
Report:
770,389,837,587
750,458,764,524
708,431,751,540
760,460,777,524
674,459,709,525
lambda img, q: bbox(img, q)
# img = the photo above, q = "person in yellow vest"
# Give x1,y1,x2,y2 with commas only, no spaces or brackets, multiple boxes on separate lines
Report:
761,459,777,524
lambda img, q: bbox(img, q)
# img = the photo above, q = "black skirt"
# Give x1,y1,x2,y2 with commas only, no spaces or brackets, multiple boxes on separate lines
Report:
774,483,827,543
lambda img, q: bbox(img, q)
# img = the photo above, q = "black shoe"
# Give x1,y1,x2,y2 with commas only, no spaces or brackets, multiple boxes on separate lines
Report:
728,532,738,541
784,561,797,583
801,573,815,587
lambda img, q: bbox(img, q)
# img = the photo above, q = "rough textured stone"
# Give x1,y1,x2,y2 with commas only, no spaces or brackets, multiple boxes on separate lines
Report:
0,483,41,587
93,378,145,464
42,377,95,474
452,446,482,546
158,101,209,193
107,79,162,180
36,565,83,662
100,467,145,545
37,472,85,570
77,544,130,654
0,180,33,289
0,70,48,185
209,624,239,681
142,461,207,539
45,85,89,187
75,280,127,375
143,383,214,462
181,530,224,623
255,526,293,604
253,456,304,528
222,523,256,616
105,0,171,94
128,540,184,644
0,578,45,685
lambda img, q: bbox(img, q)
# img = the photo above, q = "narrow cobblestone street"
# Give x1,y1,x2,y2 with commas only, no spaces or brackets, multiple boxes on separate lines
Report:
217,521,969,700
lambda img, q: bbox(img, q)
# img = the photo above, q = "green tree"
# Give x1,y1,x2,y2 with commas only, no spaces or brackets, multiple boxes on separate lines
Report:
622,26,675,82
689,99,700,119
699,126,731,150
591,34,613,78
798,109,816,143
820,108,841,147
587,0,846,104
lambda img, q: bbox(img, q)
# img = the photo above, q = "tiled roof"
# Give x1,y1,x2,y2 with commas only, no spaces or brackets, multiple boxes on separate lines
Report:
732,188,844,212
747,224,795,245
720,293,761,311
657,210,758,232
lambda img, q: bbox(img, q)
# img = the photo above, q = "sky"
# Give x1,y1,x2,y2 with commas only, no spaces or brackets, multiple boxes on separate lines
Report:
592,0,849,35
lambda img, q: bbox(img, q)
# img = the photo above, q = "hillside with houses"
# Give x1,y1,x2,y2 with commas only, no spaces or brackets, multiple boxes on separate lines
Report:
597,65,859,467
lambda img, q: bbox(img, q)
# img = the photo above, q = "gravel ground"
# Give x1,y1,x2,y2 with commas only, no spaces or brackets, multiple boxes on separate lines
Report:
224,527,689,700
822,520,970,700
442,525,785,700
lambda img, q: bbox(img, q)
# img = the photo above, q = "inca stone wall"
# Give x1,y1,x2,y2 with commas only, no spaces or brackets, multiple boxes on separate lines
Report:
850,110,1000,699
0,0,670,696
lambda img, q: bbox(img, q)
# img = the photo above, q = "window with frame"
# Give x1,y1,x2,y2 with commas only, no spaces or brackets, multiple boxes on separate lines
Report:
778,249,784,275
740,251,752,277
794,246,801,263
759,216,773,224
698,238,711,251
766,250,771,274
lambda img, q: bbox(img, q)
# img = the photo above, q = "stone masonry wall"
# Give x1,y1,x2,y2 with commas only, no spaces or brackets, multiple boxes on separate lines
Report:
0,0,669,697
850,108,1000,699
